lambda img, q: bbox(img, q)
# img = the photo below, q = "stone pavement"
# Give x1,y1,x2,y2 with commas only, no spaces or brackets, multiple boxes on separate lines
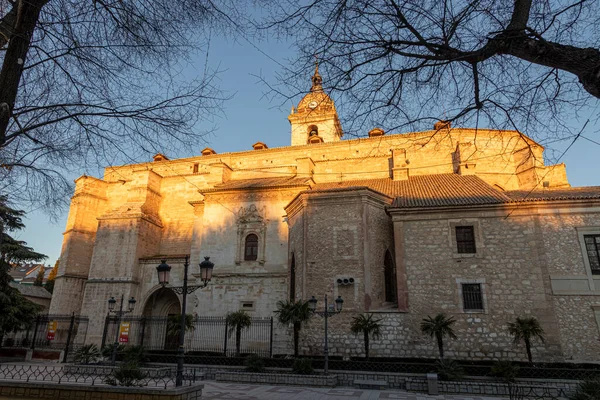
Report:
201,381,508,400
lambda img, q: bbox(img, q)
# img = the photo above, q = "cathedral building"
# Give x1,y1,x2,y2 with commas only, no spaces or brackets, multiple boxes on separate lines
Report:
49,66,600,362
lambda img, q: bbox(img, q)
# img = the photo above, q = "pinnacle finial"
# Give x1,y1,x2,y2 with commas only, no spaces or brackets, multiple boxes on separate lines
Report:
311,55,323,92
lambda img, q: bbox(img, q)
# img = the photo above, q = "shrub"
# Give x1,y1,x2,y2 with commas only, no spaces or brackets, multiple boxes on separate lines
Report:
491,361,520,383
435,358,464,381
104,362,147,387
568,379,600,400
101,343,125,358
245,354,265,373
292,358,314,375
3,338,14,347
123,345,147,364
75,344,101,364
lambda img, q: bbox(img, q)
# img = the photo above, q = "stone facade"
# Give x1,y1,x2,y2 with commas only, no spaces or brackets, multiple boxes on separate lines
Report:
49,68,600,363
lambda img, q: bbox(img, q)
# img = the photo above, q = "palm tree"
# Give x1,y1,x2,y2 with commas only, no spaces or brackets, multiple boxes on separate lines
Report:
420,313,457,359
507,316,545,363
275,299,312,357
225,311,252,357
350,313,382,360
166,313,195,347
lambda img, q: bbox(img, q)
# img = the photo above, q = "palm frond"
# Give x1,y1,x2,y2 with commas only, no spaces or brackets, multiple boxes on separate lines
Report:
420,313,457,339
225,310,252,337
350,313,382,338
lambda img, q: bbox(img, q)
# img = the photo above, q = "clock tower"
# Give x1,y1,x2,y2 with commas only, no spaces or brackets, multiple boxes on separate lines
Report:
288,63,343,146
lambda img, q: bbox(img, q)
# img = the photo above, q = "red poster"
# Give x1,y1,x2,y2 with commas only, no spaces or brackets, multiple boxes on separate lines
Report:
47,321,57,340
118,322,130,343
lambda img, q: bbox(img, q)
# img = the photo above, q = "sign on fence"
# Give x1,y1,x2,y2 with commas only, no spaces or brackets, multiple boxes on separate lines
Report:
46,321,57,341
118,322,130,343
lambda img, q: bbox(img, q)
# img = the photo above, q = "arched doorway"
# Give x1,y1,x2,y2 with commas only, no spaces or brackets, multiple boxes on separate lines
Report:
141,288,181,350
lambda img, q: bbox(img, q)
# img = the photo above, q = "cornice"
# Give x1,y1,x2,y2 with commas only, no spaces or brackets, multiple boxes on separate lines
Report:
71,192,107,202
102,128,528,173
56,274,89,280
63,228,97,236
200,183,311,195
97,212,163,228
285,187,392,219
388,198,600,221
86,278,139,284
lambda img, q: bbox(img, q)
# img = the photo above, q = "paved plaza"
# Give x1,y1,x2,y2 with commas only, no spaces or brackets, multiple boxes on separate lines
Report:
201,381,508,400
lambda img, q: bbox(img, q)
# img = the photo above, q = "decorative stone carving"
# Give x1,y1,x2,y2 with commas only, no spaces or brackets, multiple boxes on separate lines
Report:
235,204,268,265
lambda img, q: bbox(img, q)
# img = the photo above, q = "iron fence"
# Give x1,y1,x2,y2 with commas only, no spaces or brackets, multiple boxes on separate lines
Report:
142,353,600,382
102,315,273,357
1,313,88,361
0,363,196,389
507,383,570,400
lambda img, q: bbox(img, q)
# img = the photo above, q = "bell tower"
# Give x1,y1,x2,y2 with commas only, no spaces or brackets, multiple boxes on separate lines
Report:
288,62,343,146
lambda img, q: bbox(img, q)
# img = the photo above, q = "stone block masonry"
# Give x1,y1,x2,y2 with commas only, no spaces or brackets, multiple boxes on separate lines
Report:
48,68,597,365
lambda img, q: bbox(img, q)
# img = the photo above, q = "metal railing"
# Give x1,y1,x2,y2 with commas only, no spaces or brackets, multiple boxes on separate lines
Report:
101,315,274,357
1,313,89,362
143,353,600,382
0,363,196,389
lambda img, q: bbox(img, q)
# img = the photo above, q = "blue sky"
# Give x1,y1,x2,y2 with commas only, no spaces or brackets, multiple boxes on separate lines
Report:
16,32,600,266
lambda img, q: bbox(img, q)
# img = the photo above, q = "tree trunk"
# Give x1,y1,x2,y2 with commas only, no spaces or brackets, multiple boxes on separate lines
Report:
364,331,369,360
293,322,300,357
436,334,444,359
0,0,47,144
525,338,532,363
235,326,241,357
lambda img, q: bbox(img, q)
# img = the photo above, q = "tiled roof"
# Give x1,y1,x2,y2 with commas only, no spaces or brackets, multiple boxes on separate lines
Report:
310,174,512,208
202,174,600,208
201,176,312,193
505,187,600,202
9,282,52,299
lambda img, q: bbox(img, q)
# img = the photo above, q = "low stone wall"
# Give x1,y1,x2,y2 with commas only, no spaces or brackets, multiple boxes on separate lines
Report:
216,371,337,387
0,381,204,400
405,377,576,398
64,364,173,378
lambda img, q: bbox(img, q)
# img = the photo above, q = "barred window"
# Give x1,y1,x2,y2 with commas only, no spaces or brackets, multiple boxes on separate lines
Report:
584,235,600,275
456,226,476,254
244,234,258,261
462,283,484,311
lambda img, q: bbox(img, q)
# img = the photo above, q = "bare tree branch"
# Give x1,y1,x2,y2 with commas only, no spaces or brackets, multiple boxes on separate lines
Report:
263,0,600,142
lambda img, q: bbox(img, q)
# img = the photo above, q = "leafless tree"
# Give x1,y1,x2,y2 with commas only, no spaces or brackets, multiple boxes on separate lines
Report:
0,0,240,213
264,0,599,143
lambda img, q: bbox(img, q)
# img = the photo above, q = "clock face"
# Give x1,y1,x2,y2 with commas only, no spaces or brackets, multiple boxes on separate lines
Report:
308,101,318,109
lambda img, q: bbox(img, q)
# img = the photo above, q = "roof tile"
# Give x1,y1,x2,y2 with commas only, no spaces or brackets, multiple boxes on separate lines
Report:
310,174,511,207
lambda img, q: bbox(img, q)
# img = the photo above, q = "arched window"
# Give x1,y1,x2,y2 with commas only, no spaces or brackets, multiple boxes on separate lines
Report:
384,250,397,304
244,234,258,261
308,125,319,137
290,253,296,301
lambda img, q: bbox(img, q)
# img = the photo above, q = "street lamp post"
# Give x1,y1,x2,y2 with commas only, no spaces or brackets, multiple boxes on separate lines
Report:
308,294,343,375
156,255,214,387
107,294,136,364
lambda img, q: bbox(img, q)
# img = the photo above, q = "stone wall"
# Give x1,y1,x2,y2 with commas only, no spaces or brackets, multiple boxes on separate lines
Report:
102,129,564,191
0,381,203,400
385,211,562,361
50,115,582,360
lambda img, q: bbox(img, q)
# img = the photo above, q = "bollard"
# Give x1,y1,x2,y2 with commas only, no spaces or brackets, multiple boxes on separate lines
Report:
426,372,439,395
